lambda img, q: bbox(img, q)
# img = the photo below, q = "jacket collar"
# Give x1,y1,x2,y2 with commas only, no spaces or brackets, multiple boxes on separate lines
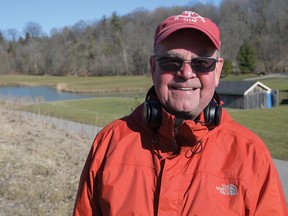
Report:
131,103,232,160
153,107,210,158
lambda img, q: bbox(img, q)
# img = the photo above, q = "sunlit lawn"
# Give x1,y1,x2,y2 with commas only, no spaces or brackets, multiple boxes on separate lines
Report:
19,96,143,126
226,106,288,160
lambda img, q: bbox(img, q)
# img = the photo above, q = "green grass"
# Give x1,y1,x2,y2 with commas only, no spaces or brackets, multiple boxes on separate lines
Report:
227,106,288,160
221,74,258,81
19,97,143,126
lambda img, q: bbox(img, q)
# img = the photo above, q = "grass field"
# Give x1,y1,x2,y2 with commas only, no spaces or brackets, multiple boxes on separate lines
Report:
226,106,288,160
1,74,287,160
19,97,143,126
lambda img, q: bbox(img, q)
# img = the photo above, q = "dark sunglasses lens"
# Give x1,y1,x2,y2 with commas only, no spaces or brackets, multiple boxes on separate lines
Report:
158,57,183,71
191,58,217,72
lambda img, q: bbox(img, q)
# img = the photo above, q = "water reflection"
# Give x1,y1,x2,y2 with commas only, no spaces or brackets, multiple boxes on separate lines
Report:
0,86,97,102
0,86,145,103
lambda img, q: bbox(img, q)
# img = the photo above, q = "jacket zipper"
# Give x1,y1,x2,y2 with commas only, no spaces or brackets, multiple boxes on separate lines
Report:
154,159,165,216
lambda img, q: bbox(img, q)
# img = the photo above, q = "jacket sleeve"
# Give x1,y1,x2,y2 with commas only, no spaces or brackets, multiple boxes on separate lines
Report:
73,129,113,216
252,153,288,216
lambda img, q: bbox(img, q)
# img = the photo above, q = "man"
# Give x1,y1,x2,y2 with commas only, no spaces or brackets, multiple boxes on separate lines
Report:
74,11,287,215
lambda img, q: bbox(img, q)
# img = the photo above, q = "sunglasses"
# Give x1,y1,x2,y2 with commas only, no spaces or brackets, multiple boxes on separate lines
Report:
155,56,219,73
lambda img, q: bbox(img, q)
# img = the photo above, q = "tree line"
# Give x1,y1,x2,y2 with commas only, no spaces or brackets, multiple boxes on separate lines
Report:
0,0,287,76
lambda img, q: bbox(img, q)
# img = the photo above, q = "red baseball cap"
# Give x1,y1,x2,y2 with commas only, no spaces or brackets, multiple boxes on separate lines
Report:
154,11,221,50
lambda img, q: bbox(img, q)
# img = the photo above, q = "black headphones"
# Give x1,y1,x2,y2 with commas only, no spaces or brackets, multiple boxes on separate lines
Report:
143,86,222,130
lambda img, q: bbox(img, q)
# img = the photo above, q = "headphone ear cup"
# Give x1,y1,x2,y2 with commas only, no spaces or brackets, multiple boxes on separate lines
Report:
144,100,162,130
214,103,222,126
204,101,221,126
204,102,212,125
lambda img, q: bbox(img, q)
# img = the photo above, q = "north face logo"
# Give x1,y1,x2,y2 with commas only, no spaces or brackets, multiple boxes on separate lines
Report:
216,184,238,196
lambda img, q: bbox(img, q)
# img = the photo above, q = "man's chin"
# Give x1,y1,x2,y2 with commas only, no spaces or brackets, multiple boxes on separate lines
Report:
167,109,196,120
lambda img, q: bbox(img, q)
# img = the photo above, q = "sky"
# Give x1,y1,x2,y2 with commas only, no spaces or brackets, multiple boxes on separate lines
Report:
0,0,221,36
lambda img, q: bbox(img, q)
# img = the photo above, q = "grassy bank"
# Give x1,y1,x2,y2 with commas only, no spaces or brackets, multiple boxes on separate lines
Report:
19,100,288,160
0,74,153,93
19,97,143,126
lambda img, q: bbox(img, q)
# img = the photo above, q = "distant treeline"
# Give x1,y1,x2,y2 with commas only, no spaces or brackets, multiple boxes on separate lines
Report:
0,0,287,76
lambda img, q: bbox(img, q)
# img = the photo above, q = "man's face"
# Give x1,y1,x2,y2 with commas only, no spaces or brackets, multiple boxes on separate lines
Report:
150,29,223,119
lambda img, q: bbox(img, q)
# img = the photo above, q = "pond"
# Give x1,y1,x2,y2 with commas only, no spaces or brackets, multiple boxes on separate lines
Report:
0,86,98,102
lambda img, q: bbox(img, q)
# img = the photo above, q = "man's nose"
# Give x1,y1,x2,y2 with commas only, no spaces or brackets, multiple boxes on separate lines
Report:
176,61,196,79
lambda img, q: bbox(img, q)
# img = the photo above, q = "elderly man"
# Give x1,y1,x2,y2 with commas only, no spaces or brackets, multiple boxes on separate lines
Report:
74,11,287,215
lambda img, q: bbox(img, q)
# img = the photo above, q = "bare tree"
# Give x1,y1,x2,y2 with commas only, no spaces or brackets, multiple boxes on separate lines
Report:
23,22,44,38
5,29,20,41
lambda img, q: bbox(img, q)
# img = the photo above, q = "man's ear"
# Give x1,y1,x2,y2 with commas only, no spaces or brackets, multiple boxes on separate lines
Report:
215,57,223,87
150,55,156,82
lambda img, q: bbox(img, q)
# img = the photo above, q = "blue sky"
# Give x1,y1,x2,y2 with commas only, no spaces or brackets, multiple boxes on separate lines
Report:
0,0,221,36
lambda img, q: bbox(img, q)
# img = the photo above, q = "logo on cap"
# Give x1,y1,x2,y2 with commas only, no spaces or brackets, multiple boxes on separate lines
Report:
175,11,206,23
154,11,221,50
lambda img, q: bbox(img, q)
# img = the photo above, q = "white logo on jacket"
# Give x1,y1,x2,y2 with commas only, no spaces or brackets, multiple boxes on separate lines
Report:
216,184,238,196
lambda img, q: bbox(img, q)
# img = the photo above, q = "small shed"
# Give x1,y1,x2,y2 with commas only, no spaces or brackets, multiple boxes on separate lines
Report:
216,81,274,109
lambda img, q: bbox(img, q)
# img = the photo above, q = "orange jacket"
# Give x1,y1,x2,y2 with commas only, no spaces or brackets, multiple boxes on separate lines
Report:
74,104,287,216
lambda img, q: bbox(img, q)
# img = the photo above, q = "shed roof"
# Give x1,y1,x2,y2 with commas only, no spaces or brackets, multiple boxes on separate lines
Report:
216,81,271,95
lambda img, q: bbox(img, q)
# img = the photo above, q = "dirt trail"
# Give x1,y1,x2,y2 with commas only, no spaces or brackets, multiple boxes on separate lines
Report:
0,104,93,216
